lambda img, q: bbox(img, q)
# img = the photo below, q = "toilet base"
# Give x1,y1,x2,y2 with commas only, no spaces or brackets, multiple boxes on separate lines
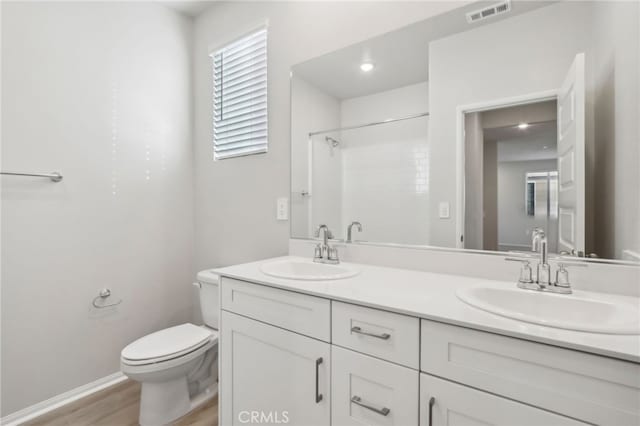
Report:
139,380,217,425
140,377,190,425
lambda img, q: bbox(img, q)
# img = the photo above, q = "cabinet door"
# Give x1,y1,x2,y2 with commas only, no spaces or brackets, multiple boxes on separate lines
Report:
420,374,587,426
220,311,330,426
332,345,419,426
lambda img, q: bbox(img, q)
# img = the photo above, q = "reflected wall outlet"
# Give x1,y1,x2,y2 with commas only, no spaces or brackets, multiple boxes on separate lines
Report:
439,202,450,219
277,197,289,221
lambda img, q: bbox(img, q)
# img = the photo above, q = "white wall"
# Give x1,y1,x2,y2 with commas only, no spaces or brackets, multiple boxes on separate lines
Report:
192,1,470,271
340,82,430,244
290,76,341,238
428,1,593,248
1,2,194,415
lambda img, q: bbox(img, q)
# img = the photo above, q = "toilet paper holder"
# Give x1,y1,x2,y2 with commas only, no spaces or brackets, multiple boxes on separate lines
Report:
92,288,122,309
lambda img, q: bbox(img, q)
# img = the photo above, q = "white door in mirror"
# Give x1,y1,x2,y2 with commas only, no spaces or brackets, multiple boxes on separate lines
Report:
557,52,586,254
456,286,640,334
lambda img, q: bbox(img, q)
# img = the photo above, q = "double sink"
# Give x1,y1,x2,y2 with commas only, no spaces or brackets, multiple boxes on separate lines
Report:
260,258,640,336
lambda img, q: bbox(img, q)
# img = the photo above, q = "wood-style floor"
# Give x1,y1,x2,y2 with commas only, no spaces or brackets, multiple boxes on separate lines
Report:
22,380,218,426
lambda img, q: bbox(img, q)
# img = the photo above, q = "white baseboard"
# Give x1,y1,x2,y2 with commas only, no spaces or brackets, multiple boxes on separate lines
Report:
1,372,126,426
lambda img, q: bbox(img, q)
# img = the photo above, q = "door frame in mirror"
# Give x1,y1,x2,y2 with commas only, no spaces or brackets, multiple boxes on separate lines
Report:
455,89,559,250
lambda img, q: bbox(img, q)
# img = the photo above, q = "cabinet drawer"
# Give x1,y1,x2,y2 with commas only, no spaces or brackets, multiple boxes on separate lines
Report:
221,277,330,341
420,374,586,425
332,301,419,368
421,320,640,425
332,346,419,426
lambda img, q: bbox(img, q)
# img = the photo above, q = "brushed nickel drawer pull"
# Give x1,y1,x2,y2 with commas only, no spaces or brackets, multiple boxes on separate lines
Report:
315,357,323,403
351,326,391,340
351,396,390,416
428,397,435,426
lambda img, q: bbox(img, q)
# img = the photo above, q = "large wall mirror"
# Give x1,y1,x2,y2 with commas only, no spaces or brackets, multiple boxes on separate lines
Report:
290,0,639,263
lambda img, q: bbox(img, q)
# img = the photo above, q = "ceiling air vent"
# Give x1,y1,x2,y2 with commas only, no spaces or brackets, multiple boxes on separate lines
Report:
466,0,511,23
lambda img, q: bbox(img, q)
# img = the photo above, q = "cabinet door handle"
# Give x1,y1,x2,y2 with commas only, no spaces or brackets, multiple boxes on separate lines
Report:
351,396,390,416
350,326,391,340
315,357,323,403
428,397,435,426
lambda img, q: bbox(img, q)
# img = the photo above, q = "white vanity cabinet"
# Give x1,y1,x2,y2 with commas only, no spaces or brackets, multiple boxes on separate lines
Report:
220,311,331,426
219,278,332,426
219,276,639,426
419,375,585,426
420,320,640,425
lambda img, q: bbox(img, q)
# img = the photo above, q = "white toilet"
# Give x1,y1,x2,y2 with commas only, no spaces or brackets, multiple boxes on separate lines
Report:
121,270,219,425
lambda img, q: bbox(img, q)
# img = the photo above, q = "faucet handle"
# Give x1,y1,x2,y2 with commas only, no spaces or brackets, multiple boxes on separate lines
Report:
313,243,322,259
553,261,587,287
505,257,534,282
506,257,539,289
519,261,533,284
328,247,339,261
555,264,570,288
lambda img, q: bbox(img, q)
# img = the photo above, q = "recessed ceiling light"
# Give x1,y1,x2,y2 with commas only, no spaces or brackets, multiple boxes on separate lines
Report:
518,122,529,129
360,62,374,72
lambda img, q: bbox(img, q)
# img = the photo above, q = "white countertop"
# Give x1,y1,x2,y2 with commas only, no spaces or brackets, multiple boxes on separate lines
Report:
213,256,640,363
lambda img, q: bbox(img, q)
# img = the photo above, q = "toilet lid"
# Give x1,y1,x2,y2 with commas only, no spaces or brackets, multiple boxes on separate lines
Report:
122,323,213,362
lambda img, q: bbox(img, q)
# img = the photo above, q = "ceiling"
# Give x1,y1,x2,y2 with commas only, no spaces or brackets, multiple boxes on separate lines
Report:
490,121,558,162
292,1,553,100
157,1,215,18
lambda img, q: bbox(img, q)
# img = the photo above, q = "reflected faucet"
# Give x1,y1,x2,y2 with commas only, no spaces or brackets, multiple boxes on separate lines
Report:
346,221,363,243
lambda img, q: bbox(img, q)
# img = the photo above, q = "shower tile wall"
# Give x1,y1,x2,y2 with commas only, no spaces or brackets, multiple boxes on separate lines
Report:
340,82,430,245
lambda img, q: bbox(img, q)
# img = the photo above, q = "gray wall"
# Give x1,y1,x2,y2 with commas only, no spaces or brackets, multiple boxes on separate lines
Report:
464,112,484,250
592,1,640,259
483,140,498,251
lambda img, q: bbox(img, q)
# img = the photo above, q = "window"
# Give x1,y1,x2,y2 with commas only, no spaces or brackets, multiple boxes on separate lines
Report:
525,171,558,218
212,27,268,160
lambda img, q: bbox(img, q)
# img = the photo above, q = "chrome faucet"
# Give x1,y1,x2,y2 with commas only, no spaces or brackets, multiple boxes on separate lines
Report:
314,225,339,264
506,228,586,294
346,221,362,243
531,228,550,286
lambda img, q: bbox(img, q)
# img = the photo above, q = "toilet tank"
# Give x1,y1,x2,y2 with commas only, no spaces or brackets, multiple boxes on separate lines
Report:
196,270,220,330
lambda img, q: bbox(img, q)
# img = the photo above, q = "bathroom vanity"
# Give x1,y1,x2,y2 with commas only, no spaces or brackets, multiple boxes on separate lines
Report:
214,257,640,426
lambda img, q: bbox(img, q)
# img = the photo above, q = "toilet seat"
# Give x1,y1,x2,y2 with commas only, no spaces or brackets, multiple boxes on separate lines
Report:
122,323,217,366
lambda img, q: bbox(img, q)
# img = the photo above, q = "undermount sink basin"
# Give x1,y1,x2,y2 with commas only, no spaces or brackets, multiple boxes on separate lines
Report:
456,286,640,335
260,259,359,281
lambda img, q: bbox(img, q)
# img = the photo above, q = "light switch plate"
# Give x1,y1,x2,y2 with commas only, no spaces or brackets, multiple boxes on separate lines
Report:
277,197,289,221
439,202,450,219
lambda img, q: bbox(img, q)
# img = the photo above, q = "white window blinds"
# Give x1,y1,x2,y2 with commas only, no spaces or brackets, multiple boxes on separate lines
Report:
212,28,268,160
